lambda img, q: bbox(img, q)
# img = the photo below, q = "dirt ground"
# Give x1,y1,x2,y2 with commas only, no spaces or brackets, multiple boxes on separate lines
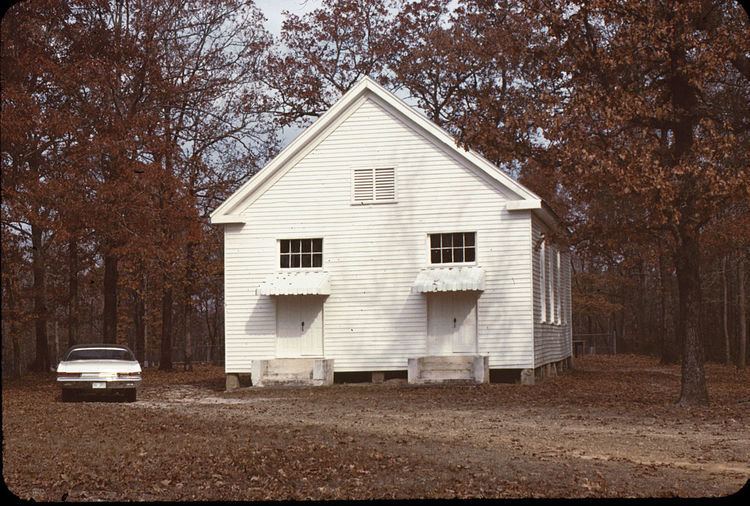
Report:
2,355,749,501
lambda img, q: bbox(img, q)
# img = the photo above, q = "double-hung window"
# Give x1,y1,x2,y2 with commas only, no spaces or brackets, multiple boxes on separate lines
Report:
555,250,562,324
280,238,323,268
429,232,476,264
539,238,566,325
539,241,547,323
548,245,556,324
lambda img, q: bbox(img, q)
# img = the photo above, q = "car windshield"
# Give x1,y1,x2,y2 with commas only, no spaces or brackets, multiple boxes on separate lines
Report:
65,348,134,361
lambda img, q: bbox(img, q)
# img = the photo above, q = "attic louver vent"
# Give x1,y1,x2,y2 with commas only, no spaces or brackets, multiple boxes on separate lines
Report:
352,167,396,204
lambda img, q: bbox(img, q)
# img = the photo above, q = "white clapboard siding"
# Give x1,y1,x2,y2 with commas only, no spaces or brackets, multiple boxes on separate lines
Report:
224,96,536,373
531,216,573,367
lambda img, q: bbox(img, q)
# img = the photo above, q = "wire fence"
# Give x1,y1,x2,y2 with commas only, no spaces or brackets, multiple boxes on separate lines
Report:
141,342,224,369
572,332,616,357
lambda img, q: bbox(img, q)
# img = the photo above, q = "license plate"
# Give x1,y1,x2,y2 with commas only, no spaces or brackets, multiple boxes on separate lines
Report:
92,382,107,389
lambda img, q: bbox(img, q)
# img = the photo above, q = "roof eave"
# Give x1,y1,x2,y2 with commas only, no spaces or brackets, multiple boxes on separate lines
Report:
210,79,374,221
210,214,247,225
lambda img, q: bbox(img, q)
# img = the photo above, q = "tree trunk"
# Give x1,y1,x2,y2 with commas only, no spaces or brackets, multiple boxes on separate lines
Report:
160,285,173,371
722,256,731,365
184,302,192,371
102,252,118,343
203,301,214,364
675,228,708,406
738,256,747,370
658,252,679,364
68,237,79,348
6,276,22,378
54,320,59,364
133,286,146,364
183,244,194,371
635,258,646,349
144,313,149,367
30,223,50,372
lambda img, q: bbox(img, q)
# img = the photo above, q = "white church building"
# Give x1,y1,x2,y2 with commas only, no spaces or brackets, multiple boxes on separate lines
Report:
210,77,572,388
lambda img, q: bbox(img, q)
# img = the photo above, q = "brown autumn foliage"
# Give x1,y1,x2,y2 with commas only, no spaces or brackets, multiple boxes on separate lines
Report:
533,0,750,404
2,0,749,406
1,0,277,371
266,0,393,126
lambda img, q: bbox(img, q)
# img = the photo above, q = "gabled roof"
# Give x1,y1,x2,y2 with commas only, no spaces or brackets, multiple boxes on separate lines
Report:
210,76,546,224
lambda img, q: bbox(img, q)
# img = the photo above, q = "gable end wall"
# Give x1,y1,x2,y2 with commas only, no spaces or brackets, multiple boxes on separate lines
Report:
223,97,536,373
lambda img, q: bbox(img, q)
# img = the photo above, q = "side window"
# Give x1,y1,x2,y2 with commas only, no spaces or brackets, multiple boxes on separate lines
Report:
548,245,555,324
280,239,323,269
556,249,562,324
539,241,547,323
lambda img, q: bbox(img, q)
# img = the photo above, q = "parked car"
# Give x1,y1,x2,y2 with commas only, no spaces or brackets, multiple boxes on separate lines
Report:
56,344,142,402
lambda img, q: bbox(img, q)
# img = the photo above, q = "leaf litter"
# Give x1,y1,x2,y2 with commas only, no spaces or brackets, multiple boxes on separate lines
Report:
3,356,748,501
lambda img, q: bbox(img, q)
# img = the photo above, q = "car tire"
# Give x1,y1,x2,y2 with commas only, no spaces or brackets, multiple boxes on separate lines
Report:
124,389,137,403
61,390,75,402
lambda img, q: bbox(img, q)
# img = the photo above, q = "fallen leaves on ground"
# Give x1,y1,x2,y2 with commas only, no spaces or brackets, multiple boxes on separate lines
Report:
2,356,749,501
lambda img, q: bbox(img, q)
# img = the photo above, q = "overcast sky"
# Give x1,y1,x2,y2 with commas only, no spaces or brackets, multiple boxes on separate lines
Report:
254,0,320,37
251,0,418,149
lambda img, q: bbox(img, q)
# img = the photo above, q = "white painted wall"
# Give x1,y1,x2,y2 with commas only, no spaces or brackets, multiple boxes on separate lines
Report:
531,216,573,366
224,95,539,373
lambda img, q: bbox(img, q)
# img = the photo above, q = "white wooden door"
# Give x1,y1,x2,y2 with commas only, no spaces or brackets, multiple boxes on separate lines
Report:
298,298,323,356
452,293,477,353
276,297,324,357
277,297,303,357
427,295,454,355
427,293,477,355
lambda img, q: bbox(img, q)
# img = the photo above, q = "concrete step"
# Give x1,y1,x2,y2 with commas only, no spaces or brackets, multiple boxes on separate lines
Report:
266,358,317,375
408,355,489,385
263,372,313,383
421,367,473,374
420,356,474,367
420,370,474,381
251,358,334,387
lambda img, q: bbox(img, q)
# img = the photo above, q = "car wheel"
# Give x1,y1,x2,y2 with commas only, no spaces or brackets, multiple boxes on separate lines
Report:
124,389,137,403
61,390,75,402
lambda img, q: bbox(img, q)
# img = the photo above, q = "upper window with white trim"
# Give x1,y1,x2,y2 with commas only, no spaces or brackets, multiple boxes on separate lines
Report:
352,167,396,204
430,232,476,264
280,238,323,268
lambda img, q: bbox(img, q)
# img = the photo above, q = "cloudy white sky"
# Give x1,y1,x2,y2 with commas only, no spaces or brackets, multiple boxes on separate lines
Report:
254,0,320,37
250,0,419,148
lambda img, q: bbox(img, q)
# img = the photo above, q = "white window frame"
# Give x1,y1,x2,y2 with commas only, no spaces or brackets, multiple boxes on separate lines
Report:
350,167,398,205
539,240,546,323
426,231,478,266
548,245,555,324
278,238,324,270
556,249,562,325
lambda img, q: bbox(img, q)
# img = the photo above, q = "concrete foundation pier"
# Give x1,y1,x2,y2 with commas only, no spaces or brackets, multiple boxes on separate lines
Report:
520,356,573,385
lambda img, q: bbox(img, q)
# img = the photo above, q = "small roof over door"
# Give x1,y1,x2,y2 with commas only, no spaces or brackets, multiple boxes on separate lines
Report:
256,271,331,296
411,267,486,293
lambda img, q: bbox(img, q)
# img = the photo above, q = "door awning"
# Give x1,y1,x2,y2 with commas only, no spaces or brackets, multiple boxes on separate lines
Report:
256,271,331,296
411,267,485,293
